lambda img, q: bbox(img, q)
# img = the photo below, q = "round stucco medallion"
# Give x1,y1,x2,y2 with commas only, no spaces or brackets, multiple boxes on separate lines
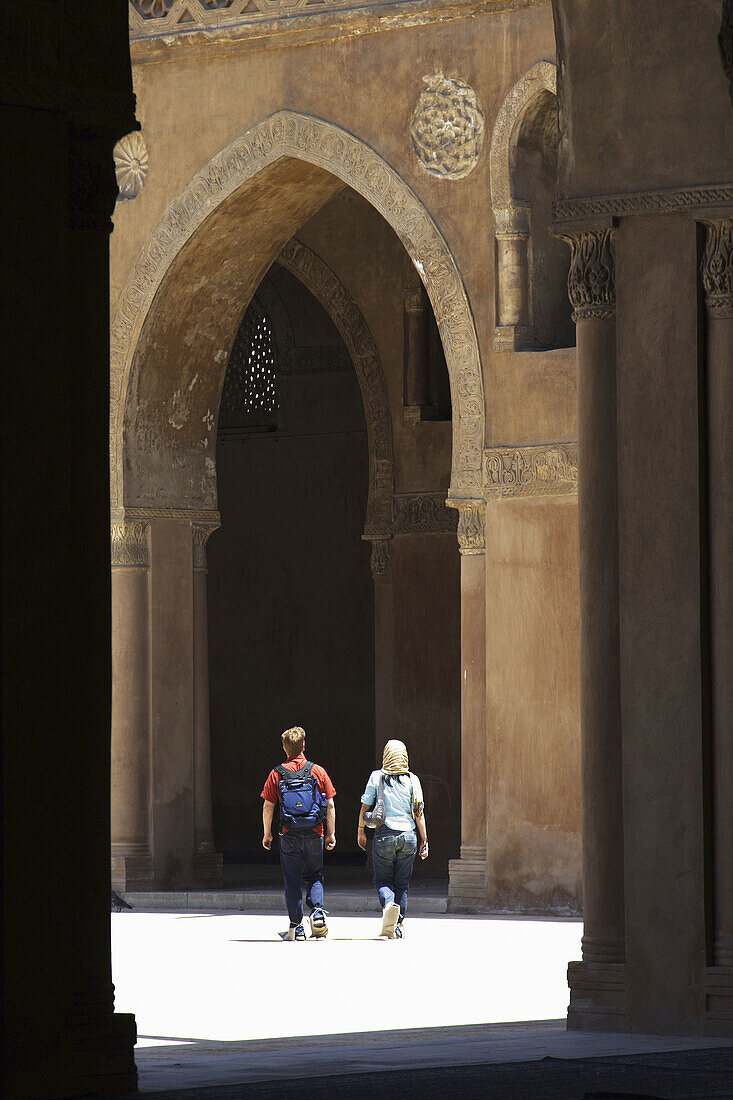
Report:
410,73,485,181
114,131,149,201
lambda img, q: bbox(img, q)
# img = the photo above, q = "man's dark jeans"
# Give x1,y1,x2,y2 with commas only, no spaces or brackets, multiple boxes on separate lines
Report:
279,830,325,925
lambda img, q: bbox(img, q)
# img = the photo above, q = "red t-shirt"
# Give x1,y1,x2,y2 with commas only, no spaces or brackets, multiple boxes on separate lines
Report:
261,753,336,836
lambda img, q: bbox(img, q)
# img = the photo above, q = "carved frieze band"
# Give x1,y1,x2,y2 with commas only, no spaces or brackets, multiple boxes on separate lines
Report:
553,185,733,223
393,493,458,535
120,507,221,524
111,522,149,568
557,228,616,322
702,219,733,317
484,444,578,500
369,538,392,580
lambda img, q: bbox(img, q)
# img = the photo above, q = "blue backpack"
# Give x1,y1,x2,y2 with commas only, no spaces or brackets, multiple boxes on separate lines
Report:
276,761,328,831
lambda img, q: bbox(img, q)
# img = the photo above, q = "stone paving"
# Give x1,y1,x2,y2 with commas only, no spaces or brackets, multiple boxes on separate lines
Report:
110,911,731,1095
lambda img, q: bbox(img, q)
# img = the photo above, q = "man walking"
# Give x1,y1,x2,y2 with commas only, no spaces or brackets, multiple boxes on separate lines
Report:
261,726,336,940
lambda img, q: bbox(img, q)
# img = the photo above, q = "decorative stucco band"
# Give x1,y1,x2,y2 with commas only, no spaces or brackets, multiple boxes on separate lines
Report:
484,443,578,500
110,110,483,511
553,185,733,223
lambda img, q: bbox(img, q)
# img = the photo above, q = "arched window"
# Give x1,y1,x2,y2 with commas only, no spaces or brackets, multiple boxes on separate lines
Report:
490,62,574,352
219,300,278,434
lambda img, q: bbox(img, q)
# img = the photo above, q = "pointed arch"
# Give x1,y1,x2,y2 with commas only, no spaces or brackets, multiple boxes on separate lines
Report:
110,110,483,513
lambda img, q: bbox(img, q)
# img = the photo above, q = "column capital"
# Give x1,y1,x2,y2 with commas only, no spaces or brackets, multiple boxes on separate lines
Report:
111,521,149,569
369,537,392,580
448,500,486,555
557,225,616,322
192,522,219,574
701,219,733,317
494,202,531,240
403,284,428,312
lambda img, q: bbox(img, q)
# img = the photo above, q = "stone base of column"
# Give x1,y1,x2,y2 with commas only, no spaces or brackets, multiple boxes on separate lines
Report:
705,967,733,1035
111,843,153,892
567,960,628,1031
194,843,223,887
402,404,437,424
494,323,533,352
448,846,486,910
64,1008,138,1096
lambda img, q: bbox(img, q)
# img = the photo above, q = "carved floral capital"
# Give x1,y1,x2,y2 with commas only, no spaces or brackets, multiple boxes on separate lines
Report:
111,521,149,568
702,219,733,317
559,227,616,322
369,537,392,580
448,501,485,555
192,523,219,573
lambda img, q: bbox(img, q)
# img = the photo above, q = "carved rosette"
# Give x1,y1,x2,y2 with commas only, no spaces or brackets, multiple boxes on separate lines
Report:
559,228,616,322
192,523,219,574
114,131,149,201
369,538,392,580
448,501,485,555
111,522,149,568
410,74,485,181
484,444,579,500
702,219,733,317
393,493,457,535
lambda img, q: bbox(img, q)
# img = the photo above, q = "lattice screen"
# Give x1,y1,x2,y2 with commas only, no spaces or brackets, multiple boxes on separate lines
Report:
219,302,278,431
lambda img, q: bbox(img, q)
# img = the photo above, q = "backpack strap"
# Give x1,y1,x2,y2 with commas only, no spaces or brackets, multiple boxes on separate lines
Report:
276,761,314,782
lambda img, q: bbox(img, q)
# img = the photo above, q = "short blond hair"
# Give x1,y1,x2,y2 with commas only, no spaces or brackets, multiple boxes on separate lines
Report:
282,726,306,757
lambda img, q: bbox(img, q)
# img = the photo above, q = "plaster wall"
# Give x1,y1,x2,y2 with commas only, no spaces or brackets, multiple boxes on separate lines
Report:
485,496,580,911
553,0,733,200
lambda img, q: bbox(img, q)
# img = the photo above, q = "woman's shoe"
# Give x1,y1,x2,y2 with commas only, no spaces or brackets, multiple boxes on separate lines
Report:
380,902,400,938
309,908,329,938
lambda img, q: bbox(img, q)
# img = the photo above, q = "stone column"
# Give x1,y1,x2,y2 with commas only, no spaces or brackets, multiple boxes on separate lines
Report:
448,502,487,907
192,523,223,886
403,282,435,422
110,520,153,890
702,219,733,976
558,224,627,1027
370,537,394,759
494,204,533,351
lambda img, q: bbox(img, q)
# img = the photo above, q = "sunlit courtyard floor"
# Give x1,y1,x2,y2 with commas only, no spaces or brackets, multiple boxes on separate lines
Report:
109,910,733,1096
113,910,581,1045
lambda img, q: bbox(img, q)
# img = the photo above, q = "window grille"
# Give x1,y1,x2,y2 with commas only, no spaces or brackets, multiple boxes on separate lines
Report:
219,301,278,432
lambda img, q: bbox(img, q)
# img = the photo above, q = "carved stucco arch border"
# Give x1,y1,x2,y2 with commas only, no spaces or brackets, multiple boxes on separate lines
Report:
275,237,394,538
110,110,484,512
489,60,557,220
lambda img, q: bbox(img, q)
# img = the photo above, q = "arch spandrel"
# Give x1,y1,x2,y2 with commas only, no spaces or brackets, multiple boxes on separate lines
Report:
111,111,484,511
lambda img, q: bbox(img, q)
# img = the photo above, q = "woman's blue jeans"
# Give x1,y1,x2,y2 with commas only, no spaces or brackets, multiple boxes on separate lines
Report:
371,827,418,919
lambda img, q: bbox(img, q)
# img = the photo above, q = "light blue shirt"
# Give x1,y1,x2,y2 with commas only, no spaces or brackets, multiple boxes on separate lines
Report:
361,770,416,832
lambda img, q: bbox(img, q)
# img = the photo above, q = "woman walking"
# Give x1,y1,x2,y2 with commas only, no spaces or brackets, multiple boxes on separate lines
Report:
357,739,428,939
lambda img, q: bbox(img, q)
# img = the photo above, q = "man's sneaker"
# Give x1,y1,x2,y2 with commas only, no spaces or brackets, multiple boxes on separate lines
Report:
280,924,306,941
309,908,329,939
380,902,400,938
395,923,404,939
